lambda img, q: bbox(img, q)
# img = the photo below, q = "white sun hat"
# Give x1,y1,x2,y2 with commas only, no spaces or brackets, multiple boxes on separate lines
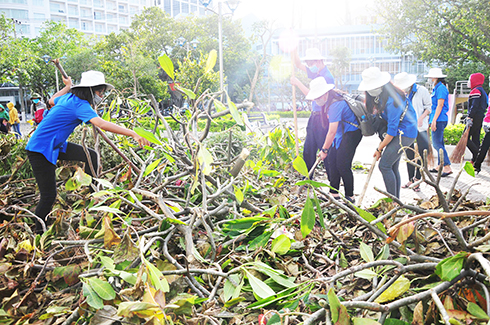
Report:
301,48,326,61
424,68,446,78
393,72,417,89
358,67,391,91
305,77,335,100
72,71,114,91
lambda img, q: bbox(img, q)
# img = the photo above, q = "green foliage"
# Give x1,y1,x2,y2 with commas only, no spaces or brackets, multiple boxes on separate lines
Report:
174,52,220,97
435,252,469,281
265,111,312,119
376,0,490,67
443,123,485,145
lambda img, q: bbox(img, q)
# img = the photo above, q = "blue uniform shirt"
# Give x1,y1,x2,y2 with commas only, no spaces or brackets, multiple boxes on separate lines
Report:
26,93,98,165
328,100,359,148
381,95,418,139
307,66,335,112
428,81,449,123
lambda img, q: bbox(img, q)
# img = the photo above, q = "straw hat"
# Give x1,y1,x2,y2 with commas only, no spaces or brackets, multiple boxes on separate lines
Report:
72,71,114,91
305,77,335,100
358,67,391,91
302,48,326,61
393,72,417,89
424,68,446,78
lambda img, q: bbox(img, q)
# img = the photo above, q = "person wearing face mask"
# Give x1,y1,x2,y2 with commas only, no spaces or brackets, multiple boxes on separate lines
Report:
31,93,47,125
306,78,362,203
359,67,418,199
393,72,431,192
425,68,452,176
25,70,151,234
465,73,488,163
290,48,335,178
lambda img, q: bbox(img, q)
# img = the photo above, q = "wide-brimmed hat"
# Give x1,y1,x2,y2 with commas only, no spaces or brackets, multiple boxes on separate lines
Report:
31,93,41,99
305,77,335,100
7,102,14,109
358,67,391,91
393,72,417,89
72,71,114,91
424,68,446,78
302,48,326,61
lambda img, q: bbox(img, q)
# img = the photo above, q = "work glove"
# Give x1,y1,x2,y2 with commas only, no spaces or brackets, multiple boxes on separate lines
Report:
466,117,473,128
483,122,490,133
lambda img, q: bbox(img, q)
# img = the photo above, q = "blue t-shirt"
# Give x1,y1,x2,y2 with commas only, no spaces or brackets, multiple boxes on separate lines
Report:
429,82,449,123
26,93,98,165
381,95,418,139
328,100,359,148
307,66,335,112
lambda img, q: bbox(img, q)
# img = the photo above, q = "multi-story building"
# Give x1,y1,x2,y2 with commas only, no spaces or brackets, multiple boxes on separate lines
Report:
0,0,210,38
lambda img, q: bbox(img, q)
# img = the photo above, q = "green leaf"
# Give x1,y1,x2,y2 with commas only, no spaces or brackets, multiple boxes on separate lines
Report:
65,178,79,191
376,244,391,261
254,262,296,288
245,270,275,299
158,54,174,80
86,277,116,300
213,99,226,112
89,206,124,215
176,85,196,100
74,167,92,186
293,156,309,178
197,146,214,176
249,231,272,250
227,97,244,126
144,257,169,293
354,269,378,280
353,318,381,325
143,158,162,177
359,242,374,263
435,252,468,281
295,179,330,187
313,191,325,228
300,197,315,238
464,161,475,177
467,302,489,320
354,206,387,233
205,49,217,73
384,319,410,325
134,127,162,145
271,234,291,255
223,274,241,302
224,297,246,307
328,288,350,325
83,282,104,309
94,178,114,189
234,185,244,205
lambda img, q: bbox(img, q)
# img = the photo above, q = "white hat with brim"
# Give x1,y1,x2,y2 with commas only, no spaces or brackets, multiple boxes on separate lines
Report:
302,48,326,61
71,71,114,91
305,77,335,100
424,68,446,78
393,72,417,89
358,67,391,91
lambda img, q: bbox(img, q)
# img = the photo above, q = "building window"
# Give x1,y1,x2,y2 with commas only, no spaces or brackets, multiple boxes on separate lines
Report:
95,23,104,32
129,6,138,14
119,15,128,24
107,24,117,33
69,18,78,28
191,4,196,12
94,11,103,19
172,0,179,16
34,12,45,20
32,0,43,5
93,0,103,7
0,0,28,4
80,8,91,18
106,13,115,22
118,4,127,12
182,2,188,13
81,20,92,31
164,0,171,13
68,5,78,15
79,0,91,5
106,1,116,10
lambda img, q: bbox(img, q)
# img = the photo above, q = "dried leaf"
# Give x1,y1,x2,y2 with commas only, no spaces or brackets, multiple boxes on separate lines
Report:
413,301,424,325
103,216,121,249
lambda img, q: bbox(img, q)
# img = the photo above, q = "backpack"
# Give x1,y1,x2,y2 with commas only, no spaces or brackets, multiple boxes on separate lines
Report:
340,93,378,136
34,109,44,124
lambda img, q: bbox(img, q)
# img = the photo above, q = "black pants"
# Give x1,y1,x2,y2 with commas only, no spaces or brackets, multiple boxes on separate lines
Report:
327,129,362,197
304,112,329,178
467,115,484,162
406,130,429,181
27,142,99,233
474,131,490,171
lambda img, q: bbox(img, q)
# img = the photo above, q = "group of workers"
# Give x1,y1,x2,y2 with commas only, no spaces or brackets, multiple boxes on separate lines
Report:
292,47,489,201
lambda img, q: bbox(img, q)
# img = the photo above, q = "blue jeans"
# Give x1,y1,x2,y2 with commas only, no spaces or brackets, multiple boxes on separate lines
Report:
12,122,21,139
379,135,415,198
431,121,451,166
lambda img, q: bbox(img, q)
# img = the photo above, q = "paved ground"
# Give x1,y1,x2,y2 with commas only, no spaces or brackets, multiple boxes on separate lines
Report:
281,117,490,208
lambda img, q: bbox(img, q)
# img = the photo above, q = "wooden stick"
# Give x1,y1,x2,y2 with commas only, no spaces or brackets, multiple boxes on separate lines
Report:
357,156,378,206
52,58,68,79
291,57,299,157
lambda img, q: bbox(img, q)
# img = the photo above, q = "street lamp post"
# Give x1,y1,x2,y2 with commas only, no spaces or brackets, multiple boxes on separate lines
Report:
199,0,240,93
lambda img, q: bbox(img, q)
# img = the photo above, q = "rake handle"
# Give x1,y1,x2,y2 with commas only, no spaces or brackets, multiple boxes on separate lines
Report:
52,58,69,79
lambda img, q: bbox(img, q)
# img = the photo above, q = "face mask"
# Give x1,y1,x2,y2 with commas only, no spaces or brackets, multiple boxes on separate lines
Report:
404,86,412,94
308,65,319,74
33,99,39,104
367,87,382,97
93,94,103,106
314,93,328,107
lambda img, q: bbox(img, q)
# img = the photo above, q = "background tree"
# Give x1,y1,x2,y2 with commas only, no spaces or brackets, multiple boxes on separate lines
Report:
330,46,351,90
376,0,490,67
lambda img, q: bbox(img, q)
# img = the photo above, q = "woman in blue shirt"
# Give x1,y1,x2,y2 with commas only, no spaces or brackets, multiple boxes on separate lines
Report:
307,78,362,203
26,71,150,233
359,67,417,199
425,68,452,176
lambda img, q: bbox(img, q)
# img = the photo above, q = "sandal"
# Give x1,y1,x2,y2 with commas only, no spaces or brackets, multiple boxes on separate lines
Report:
441,171,453,177
413,185,421,192
402,181,413,189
